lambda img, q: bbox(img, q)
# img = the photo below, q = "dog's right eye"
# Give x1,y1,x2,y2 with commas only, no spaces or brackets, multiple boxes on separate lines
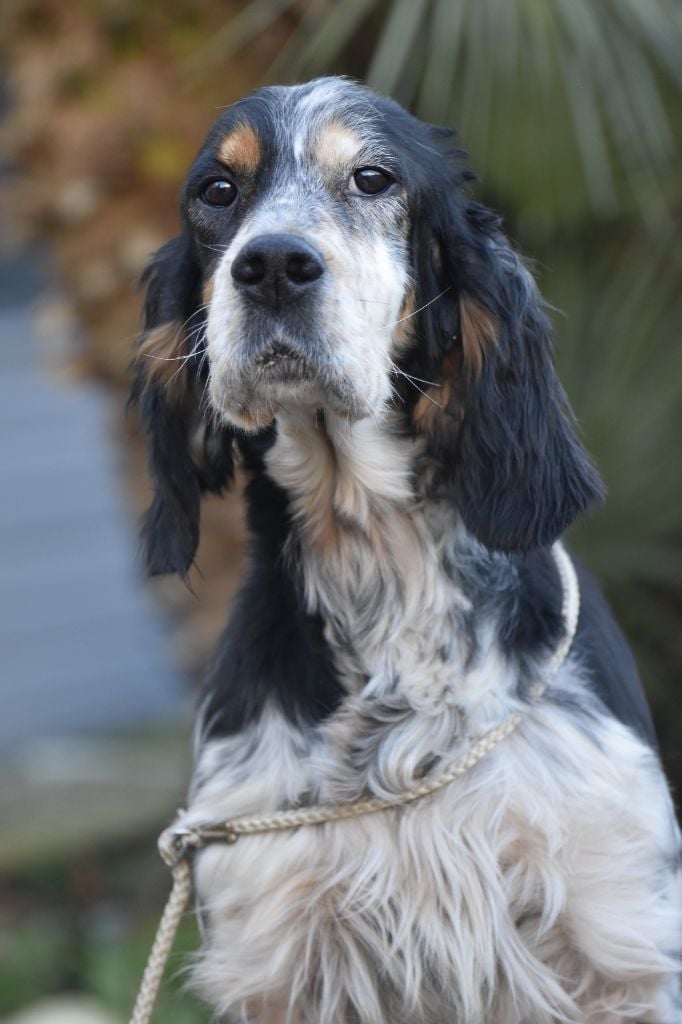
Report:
349,167,393,196
201,179,238,207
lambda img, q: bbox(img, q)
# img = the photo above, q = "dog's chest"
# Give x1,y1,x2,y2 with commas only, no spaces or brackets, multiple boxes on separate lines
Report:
185,696,678,1024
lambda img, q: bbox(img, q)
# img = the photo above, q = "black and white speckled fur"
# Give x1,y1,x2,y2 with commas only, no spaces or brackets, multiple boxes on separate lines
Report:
131,78,681,1023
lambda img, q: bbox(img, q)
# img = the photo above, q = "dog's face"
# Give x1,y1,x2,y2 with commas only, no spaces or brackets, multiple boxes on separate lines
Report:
184,78,438,429
132,77,603,575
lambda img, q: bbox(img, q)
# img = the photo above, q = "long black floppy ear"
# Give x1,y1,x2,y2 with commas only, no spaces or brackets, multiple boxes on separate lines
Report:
412,199,604,554
130,233,235,577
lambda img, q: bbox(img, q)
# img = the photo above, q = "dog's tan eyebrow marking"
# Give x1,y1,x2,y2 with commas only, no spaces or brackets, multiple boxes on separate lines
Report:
314,121,364,169
218,121,261,174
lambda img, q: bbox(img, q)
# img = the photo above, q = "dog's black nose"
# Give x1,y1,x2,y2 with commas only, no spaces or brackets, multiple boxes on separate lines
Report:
231,233,325,308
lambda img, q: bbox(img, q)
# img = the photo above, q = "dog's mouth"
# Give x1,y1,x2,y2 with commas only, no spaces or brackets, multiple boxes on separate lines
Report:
209,333,369,430
253,341,313,383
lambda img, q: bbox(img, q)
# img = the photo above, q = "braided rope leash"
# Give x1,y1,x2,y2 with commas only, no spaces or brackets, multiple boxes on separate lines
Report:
129,541,579,1024
129,848,192,1024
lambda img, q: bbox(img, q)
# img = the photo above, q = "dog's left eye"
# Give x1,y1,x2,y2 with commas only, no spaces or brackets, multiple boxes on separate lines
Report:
200,179,238,207
349,167,393,196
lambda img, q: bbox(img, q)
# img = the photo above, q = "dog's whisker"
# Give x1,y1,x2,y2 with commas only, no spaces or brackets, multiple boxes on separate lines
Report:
390,363,442,389
379,287,452,331
389,362,443,408
198,241,231,255
143,352,193,363
400,373,441,388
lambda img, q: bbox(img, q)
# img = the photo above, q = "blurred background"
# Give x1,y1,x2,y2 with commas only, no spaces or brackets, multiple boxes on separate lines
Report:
0,1,680,1021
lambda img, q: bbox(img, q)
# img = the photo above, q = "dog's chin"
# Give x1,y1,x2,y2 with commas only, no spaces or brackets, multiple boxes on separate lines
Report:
210,365,371,433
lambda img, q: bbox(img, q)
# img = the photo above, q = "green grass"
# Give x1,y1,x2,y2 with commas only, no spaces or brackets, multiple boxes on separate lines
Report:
0,847,206,1023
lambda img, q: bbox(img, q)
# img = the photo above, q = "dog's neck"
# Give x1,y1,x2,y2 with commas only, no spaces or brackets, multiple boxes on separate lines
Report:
191,407,565,811
264,407,525,716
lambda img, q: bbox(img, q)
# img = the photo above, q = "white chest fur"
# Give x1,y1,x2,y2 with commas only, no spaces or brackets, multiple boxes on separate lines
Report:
185,699,680,1024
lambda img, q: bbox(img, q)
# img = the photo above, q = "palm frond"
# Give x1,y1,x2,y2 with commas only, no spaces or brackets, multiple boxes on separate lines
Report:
365,0,431,96
267,0,382,81
183,0,301,79
542,226,682,737
548,228,682,585
217,0,682,222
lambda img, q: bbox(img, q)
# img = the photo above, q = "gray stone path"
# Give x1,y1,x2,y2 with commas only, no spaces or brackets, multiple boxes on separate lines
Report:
0,244,187,750
0,237,191,865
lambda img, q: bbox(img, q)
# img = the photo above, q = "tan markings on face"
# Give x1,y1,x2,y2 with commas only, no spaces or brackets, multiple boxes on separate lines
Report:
314,121,363,171
138,321,187,398
392,287,417,353
459,296,498,376
202,276,214,306
411,350,459,434
218,121,261,175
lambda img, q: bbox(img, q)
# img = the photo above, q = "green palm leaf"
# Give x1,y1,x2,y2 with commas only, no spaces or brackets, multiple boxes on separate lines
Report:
544,228,682,710
216,0,682,222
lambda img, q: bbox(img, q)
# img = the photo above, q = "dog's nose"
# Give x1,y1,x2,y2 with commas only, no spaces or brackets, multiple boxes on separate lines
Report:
231,233,325,308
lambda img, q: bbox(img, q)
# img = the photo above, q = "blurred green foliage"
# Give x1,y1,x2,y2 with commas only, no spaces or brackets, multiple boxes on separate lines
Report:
0,852,205,1022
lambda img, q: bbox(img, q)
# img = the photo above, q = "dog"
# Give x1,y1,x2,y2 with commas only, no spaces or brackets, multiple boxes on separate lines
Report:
131,77,681,1023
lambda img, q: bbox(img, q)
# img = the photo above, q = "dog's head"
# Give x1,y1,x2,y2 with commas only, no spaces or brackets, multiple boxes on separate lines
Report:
132,77,603,575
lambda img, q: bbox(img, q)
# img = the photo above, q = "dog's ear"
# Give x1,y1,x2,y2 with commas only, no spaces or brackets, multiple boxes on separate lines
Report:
130,234,235,577
411,199,604,553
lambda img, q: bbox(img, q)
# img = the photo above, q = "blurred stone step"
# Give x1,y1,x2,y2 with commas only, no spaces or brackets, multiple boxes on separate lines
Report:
5,995,122,1024
0,727,191,870
0,229,190,862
